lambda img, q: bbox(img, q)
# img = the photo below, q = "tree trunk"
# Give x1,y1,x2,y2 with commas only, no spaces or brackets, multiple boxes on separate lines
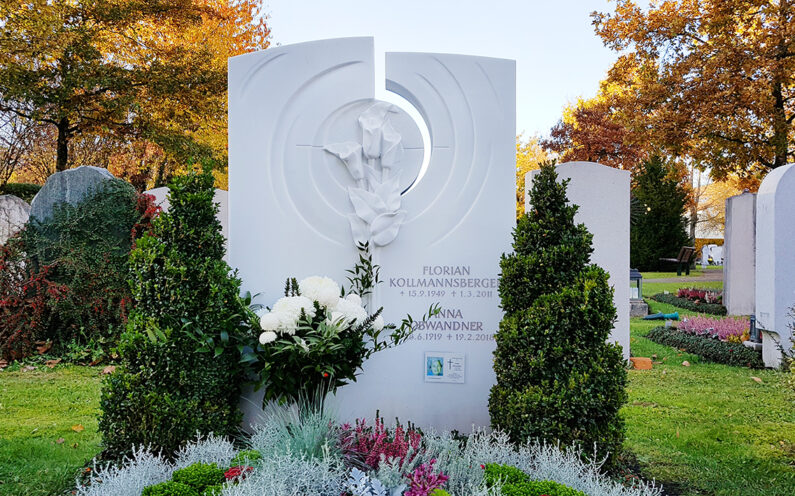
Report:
56,117,70,172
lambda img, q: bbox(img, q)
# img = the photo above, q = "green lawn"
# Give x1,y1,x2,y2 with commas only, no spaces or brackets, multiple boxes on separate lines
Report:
641,266,722,280
0,365,102,496
644,280,723,297
622,284,795,495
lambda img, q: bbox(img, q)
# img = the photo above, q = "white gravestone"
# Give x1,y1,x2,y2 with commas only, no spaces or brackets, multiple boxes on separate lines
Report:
755,163,795,367
724,193,756,316
229,37,515,431
525,162,631,359
0,195,30,245
144,187,229,261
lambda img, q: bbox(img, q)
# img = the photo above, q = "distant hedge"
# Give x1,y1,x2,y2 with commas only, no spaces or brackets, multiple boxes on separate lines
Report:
650,293,727,315
0,182,41,202
646,326,763,368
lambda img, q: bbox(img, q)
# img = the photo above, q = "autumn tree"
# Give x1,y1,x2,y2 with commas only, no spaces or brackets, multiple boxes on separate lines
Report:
592,0,795,179
515,135,548,217
541,91,649,172
0,1,269,176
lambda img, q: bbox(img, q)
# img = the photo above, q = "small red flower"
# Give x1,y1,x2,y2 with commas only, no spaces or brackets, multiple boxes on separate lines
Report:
323,372,329,377
224,465,253,481
480,464,485,469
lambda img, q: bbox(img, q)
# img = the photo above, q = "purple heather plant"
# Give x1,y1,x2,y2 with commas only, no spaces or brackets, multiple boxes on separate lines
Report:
404,459,448,496
679,316,749,342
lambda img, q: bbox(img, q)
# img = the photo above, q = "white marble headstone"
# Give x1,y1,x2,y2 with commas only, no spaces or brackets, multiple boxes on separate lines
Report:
0,195,30,245
525,162,631,359
724,193,756,316
229,37,515,430
755,164,795,367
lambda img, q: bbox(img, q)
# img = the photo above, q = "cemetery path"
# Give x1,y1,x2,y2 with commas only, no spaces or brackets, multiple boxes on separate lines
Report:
644,270,723,284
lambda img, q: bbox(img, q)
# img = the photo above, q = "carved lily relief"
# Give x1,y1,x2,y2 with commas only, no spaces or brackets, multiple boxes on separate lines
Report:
325,102,406,247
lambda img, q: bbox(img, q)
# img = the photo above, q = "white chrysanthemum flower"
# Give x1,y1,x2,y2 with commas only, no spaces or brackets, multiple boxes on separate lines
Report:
334,298,368,328
372,315,385,331
259,331,277,344
345,293,362,306
271,296,315,334
299,276,340,309
259,312,280,331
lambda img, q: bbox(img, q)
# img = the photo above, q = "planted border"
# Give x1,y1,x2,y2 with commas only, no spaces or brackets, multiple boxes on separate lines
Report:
650,293,727,315
645,326,763,368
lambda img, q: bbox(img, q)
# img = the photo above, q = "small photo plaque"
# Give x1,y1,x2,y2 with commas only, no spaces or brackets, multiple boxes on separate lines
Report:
424,352,465,384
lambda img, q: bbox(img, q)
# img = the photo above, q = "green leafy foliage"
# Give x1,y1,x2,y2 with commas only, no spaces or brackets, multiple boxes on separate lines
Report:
201,485,224,496
171,463,225,492
630,156,690,271
0,180,156,360
99,165,245,459
229,450,262,467
141,481,199,496
646,326,763,368
649,293,726,315
0,182,41,202
489,163,628,467
429,490,451,496
484,463,587,496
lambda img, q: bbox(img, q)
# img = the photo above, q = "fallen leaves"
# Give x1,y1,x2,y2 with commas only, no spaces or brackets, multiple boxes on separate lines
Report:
101,365,116,375
35,341,52,355
71,424,84,433
56,437,65,444
751,376,763,384
0,359,7,370
45,359,62,369
682,361,691,367
22,365,36,372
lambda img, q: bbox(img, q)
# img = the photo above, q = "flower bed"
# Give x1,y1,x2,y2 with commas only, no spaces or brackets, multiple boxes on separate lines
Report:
676,287,722,305
646,326,763,368
649,293,726,315
679,315,749,343
76,406,663,496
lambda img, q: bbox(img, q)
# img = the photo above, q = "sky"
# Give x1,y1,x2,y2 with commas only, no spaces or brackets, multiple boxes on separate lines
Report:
263,0,620,138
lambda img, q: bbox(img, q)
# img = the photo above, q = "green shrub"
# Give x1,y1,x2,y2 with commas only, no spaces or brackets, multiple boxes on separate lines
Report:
0,180,157,360
649,293,726,315
489,163,628,467
646,326,764,367
141,481,199,496
484,463,528,487
0,182,41,202
484,464,587,496
630,156,690,271
99,166,246,459
172,463,225,492
230,449,262,467
202,486,224,496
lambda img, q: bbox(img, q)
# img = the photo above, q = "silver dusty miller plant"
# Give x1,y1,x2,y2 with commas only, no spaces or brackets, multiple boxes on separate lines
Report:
325,101,406,247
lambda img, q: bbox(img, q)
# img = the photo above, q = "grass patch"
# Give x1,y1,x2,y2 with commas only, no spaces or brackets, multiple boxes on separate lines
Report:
625,319,795,495
0,364,102,496
641,267,721,280
644,280,722,297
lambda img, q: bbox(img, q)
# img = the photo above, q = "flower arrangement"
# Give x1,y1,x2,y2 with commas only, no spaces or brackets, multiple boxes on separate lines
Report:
246,244,439,404
679,315,749,343
340,415,423,470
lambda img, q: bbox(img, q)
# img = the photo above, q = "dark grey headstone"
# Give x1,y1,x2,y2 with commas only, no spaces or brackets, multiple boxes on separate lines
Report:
30,166,116,222
0,194,31,244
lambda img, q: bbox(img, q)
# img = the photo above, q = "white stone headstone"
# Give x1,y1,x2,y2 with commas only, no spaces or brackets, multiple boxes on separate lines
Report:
229,37,515,431
755,163,795,367
701,244,710,269
144,187,229,261
525,162,631,359
0,194,30,244
724,193,756,316
29,166,115,222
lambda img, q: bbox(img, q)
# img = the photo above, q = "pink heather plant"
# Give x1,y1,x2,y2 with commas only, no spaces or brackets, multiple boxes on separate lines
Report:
404,459,448,496
679,315,748,342
340,415,422,470
677,287,723,304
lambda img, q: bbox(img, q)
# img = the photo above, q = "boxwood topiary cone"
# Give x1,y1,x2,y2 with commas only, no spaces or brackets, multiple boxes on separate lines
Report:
489,162,628,467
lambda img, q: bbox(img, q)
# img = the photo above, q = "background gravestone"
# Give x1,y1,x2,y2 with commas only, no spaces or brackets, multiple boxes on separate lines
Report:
525,162,631,358
145,187,229,261
755,163,795,367
229,37,515,431
724,192,756,316
29,166,115,223
0,195,30,244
